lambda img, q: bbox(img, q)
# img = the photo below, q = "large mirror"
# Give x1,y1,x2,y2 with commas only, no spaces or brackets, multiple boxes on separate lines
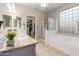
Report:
3,15,12,28
14,16,21,28
3,15,21,29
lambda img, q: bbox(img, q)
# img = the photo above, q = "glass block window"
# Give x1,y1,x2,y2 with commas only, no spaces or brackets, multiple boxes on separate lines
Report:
59,6,79,33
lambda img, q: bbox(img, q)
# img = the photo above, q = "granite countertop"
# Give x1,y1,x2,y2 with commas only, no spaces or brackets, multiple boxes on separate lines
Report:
0,37,37,52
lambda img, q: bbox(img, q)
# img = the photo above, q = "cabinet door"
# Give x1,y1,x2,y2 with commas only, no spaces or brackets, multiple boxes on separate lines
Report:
1,45,36,56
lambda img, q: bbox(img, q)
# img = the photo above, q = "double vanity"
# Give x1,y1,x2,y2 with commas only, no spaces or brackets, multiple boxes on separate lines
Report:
0,34,37,56
0,14,37,56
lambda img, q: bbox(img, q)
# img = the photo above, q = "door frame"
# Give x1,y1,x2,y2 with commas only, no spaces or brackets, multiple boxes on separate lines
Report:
26,16,35,38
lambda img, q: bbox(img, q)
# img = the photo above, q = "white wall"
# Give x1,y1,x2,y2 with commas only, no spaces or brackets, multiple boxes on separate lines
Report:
0,3,47,40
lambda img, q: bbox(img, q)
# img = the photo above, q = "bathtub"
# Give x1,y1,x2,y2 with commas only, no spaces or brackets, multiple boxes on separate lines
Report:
45,30,79,56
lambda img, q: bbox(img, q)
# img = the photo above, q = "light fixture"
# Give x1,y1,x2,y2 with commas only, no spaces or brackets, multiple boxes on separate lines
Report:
7,3,16,13
12,3,16,13
7,3,12,12
41,3,47,8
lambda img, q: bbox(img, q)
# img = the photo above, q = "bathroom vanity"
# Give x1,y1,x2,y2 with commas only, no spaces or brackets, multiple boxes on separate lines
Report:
0,37,37,56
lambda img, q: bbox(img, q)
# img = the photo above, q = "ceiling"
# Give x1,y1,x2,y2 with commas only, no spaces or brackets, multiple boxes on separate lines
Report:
21,3,64,12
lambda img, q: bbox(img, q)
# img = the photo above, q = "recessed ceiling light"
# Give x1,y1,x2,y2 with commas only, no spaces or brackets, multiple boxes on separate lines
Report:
41,3,47,8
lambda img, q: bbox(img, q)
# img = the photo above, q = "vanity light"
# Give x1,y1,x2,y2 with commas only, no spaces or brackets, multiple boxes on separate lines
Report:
12,3,16,13
7,3,12,12
7,3,16,13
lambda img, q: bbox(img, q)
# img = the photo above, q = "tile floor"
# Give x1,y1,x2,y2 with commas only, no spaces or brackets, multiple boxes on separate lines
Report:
36,40,68,56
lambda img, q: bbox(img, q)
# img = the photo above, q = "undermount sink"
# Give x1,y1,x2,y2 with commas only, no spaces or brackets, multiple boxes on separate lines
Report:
14,33,28,40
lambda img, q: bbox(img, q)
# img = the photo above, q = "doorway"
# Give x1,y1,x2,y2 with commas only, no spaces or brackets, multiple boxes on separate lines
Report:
27,16,35,38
